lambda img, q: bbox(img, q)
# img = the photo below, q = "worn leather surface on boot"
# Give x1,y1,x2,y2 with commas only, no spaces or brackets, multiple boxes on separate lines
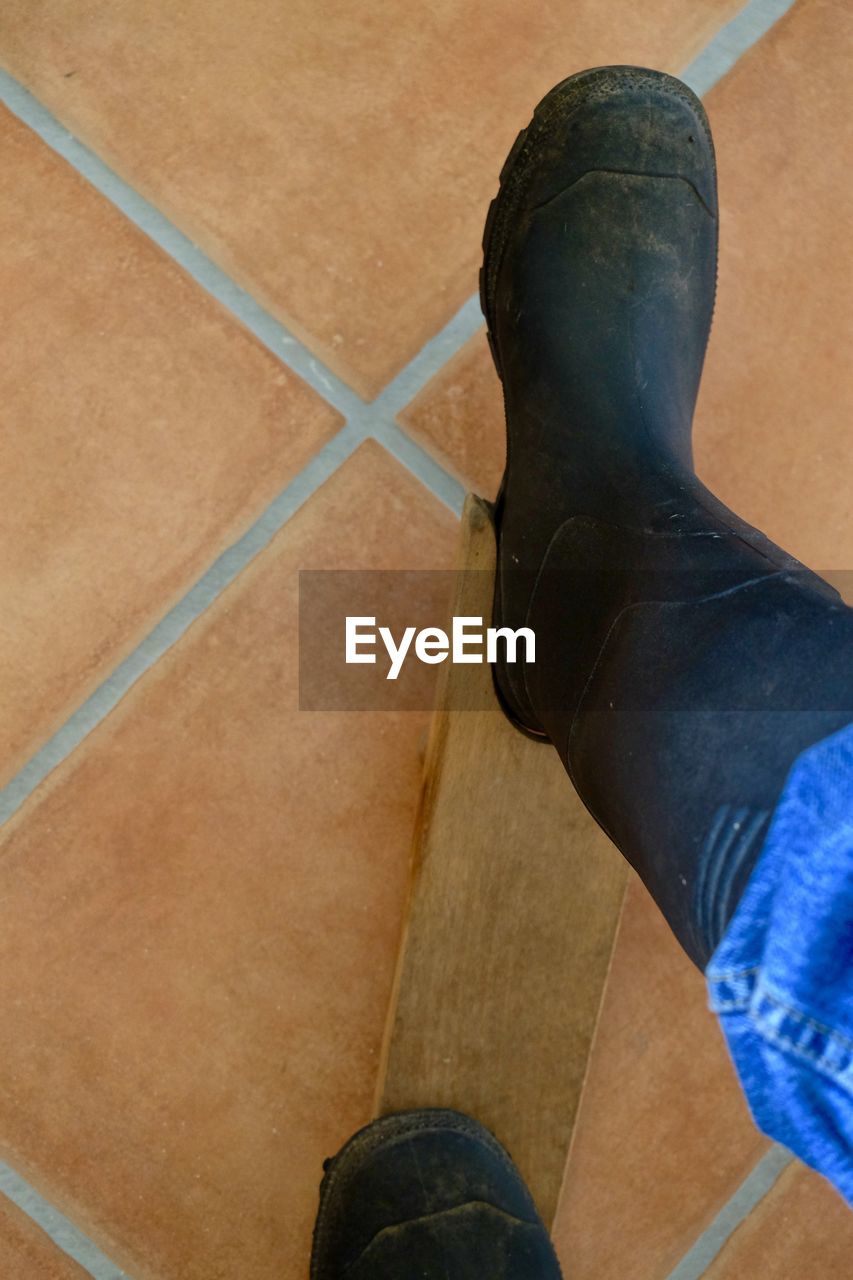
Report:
310,1109,562,1279
481,66,853,965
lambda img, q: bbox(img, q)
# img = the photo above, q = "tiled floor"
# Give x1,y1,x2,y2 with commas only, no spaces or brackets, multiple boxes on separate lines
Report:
0,1,850,1278
703,1162,853,1277
0,1195,88,1280
550,878,768,1280
0,0,744,399
0,102,341,789
0,445,454,1280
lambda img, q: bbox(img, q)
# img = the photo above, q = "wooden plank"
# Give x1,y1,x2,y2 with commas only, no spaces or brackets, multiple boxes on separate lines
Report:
376,494,628,1225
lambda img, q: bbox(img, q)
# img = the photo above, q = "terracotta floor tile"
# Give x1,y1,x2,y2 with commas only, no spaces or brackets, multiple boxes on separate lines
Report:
0,443,456,1280
399,0,853,577
399,329,504,498
0,1194,88,1279
704,1163,853,1279
1,0,744,398
697,0,853,570
551,876,768,1280
0,105,340,790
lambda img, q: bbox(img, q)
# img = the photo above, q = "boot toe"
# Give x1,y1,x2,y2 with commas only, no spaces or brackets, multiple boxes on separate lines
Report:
310,1108,562,1278
520,65,716,216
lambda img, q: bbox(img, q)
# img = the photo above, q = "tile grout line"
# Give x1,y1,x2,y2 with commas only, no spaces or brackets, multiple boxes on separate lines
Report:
0,61,477,499
0,387,470,830
679,0,798,96
0,420,363,828
0,1161,132,1279
664,1146,793,1280
0,0,802,1273
0,67,361,423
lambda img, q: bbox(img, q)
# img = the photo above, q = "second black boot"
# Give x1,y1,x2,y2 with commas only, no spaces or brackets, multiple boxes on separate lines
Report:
482,66,853,967
311,1110,562,1279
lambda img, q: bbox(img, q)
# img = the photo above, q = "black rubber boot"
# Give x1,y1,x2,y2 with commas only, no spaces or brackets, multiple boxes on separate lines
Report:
481,66,853,966
310,1110,562,1279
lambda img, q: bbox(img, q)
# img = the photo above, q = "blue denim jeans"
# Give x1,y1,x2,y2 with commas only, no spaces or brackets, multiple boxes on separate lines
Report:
707,720,853,1203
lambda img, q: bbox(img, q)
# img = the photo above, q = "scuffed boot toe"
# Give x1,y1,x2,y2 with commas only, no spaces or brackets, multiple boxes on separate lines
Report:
310,1109,562,1279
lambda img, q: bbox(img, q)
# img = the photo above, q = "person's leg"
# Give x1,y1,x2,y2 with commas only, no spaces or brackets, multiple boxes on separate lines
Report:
310,71,852,1269
482,66,853,967
310,1110,562,1278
